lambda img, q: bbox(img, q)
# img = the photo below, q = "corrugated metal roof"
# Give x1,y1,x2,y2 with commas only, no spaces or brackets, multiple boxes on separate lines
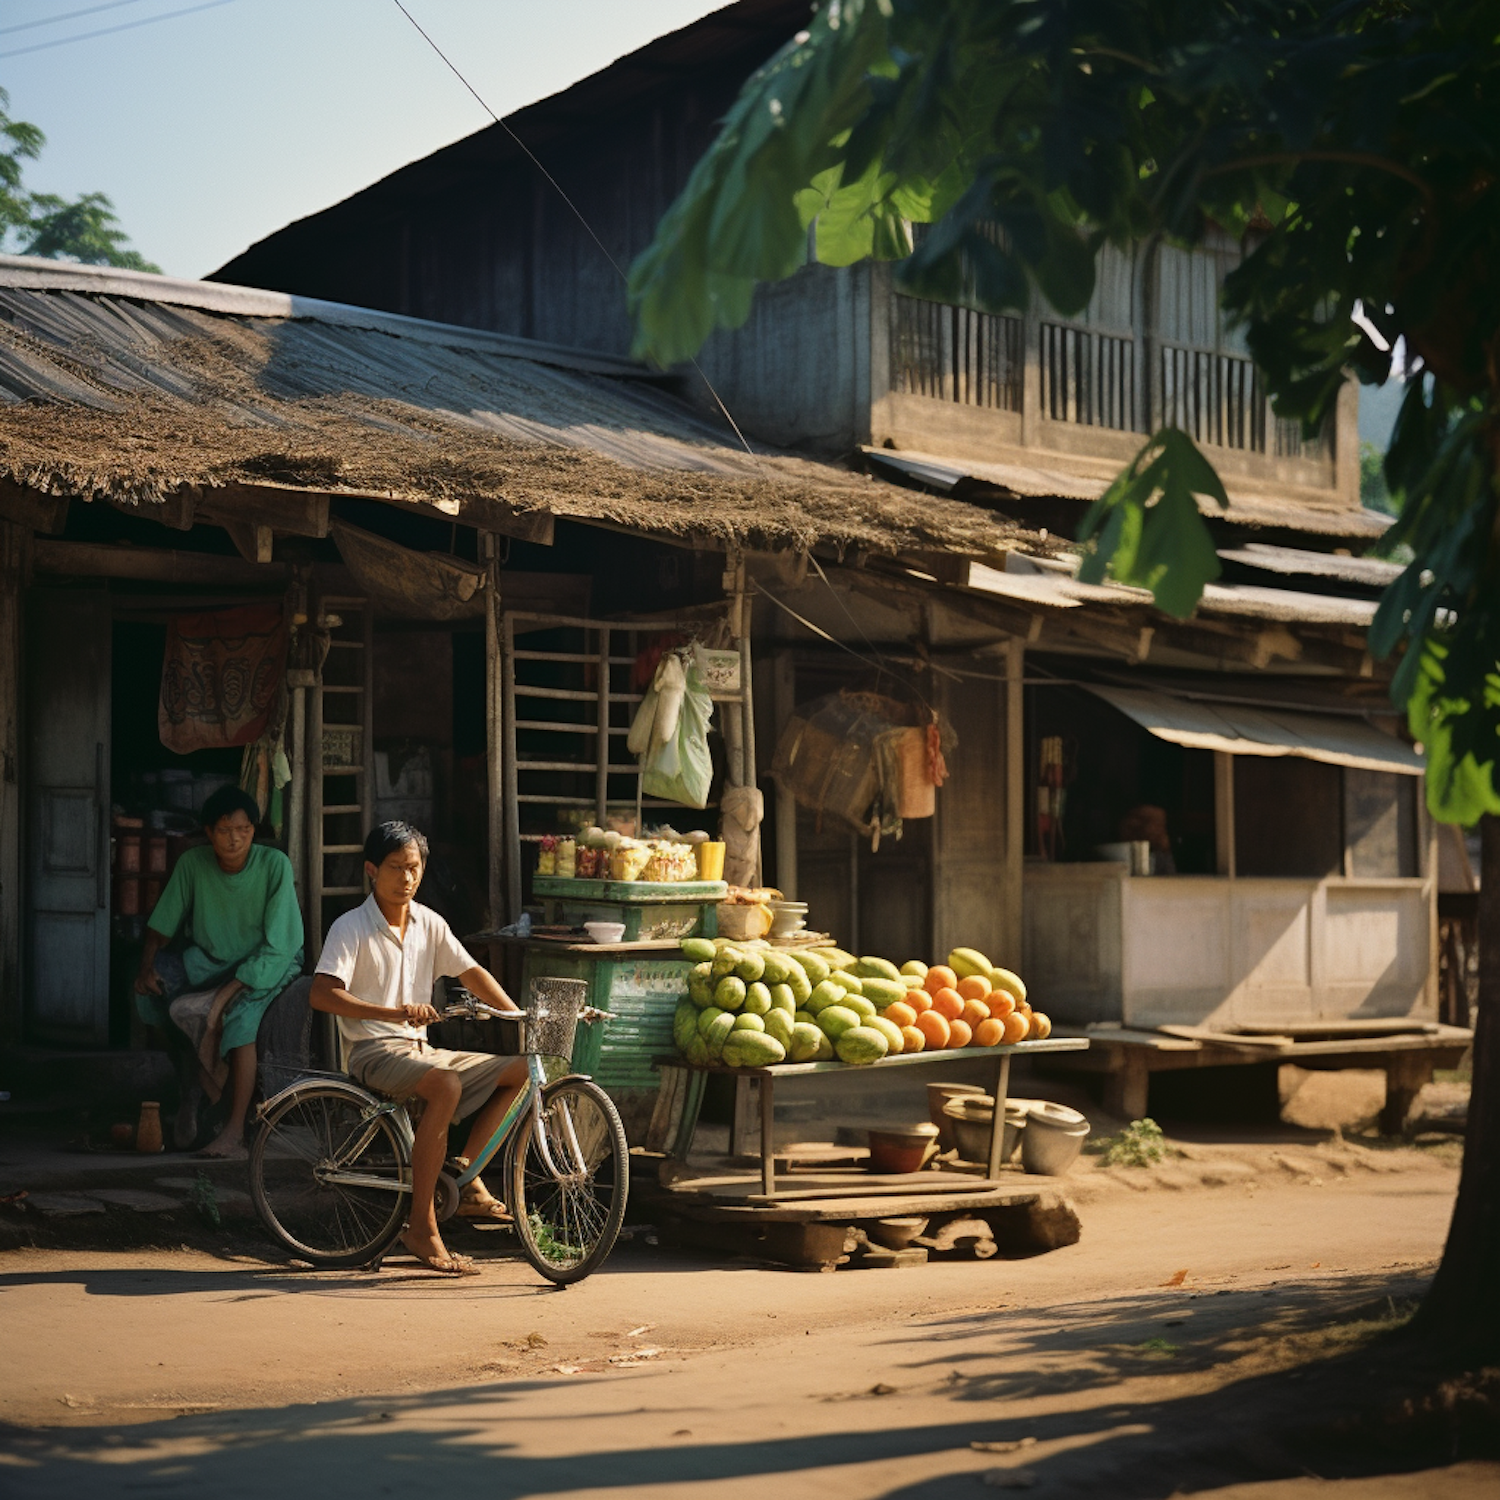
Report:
864,446,1392,543
1085,682,1423,775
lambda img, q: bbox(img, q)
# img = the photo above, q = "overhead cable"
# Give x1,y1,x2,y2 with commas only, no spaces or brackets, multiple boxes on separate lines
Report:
0,0,235,59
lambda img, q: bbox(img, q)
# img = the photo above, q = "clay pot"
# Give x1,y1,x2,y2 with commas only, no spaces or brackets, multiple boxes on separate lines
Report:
135,1101,164,1154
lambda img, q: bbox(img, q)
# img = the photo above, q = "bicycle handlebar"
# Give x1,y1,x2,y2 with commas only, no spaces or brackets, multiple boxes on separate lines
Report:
440,996,615,1024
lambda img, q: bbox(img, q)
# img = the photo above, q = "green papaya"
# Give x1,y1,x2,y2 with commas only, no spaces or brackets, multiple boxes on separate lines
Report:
732,1012,766,1033
812,947,858,971
794,1009,816,1028
712,946,744,981
733,949,766,983
806,979,847,1014
685,1033,709,1066
768,982,796,1016
714,974,747,1012
688,961,715,1007
742,981,772,1016
866,1015,905,1054
853,955,902,983
788,1021,824,1063
680,937,717,964
816,1004,861,1040
697,1004,727,1036
835,1025,889,1065
844,994,876,1020
827,970,864,995
860,977,907,1010
759,951,791,986
812,1029,835,1061
673,1001,700,1053
764,1008,795,1050
702,1010,735,1063
722,1031,786,1068
784,964,813,1005
788,950,830,987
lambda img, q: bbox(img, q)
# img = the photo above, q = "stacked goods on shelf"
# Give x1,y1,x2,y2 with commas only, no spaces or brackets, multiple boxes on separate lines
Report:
671,939,1050,1069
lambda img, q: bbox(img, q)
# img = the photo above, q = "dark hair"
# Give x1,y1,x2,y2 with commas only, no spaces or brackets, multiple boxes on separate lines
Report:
364,821,429,868
200,785,260,830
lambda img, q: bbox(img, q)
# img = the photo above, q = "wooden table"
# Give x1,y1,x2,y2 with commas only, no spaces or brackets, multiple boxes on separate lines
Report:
656,1036,1090,1197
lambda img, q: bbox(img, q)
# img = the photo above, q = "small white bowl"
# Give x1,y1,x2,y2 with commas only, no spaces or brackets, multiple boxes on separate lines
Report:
584,921,626,944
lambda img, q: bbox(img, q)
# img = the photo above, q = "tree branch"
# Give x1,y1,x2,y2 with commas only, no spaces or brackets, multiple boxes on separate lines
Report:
1206,151,1434,207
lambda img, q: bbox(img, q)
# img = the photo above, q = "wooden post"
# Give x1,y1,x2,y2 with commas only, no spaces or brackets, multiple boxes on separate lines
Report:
760,1073,776,1197
0,521,29,1044
482,533,506,928
501,611,522,924
307,648,325,964
772,650,797,898
1004,638,1026,963
987,1052,1013,1178
1214,751,1237,877
285,678,308,918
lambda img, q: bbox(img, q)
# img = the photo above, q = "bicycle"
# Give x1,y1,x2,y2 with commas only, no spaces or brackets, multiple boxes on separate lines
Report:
248,976,629,1285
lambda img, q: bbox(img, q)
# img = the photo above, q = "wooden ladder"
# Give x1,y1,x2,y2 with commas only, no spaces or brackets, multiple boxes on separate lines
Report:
307,595,373,962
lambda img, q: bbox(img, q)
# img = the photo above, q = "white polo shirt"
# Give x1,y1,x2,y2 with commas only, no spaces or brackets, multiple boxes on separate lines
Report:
316,894,478,1047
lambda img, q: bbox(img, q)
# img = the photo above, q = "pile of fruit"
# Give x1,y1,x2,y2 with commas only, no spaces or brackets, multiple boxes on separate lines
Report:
671,939,1051,1069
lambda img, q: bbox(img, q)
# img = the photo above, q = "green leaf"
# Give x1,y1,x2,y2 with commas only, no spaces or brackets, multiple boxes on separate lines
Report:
1078,429,1227,619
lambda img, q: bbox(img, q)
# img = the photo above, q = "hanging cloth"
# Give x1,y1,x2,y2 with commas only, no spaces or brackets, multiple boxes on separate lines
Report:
159,603,288,754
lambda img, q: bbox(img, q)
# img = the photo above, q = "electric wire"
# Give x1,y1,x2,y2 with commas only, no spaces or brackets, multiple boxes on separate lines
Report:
389,0,760,465
0,0,152,40
0,0,234,59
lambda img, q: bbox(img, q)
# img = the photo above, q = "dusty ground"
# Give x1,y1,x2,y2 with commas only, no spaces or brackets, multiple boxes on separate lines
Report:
1,1142,1491,1500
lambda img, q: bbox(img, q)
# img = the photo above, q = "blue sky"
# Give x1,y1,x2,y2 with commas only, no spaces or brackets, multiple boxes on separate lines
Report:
1,0,724,278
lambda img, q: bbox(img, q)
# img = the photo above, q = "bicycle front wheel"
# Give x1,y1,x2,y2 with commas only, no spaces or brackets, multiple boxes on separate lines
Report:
250,1084,410,1269
508,1078,628,1285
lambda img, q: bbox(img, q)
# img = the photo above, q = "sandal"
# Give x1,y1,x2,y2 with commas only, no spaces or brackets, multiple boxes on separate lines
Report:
399,1231,479,1276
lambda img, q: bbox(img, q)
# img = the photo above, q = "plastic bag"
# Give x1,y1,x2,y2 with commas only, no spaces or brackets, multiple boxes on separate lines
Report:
641,659,714,809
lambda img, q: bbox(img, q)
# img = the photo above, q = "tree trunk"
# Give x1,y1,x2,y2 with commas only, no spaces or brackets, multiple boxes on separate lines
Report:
1413,812,1500,1363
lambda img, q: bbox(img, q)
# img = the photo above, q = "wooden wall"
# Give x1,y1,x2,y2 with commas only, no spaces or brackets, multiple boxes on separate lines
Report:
0,522,27,1043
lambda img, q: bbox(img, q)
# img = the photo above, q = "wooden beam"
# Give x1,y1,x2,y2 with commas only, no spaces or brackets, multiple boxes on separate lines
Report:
217,517,276,565
198,485,329,538
34,538,288,587
377,492,554,546
1214,752,1236,877
105,488,195,531
1003,638,1025,963
0,480,68,534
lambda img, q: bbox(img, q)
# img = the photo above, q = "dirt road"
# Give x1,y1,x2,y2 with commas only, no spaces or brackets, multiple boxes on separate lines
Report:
2,1156,1491,1499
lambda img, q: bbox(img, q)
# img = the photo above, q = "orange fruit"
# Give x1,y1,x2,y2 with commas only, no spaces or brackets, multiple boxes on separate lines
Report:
914,1009,950,1050
884,999,918,1030
931,987,964,1020
948,1018,973,1049
923,965,958,996
1001,1010,1030,1044
956,974,992,1002
900,1024,926,1054
987,990,1016,1020
1030,1011,1052,1039
908,989,933,1014
973,1016,1005,1048
960,998,991,1028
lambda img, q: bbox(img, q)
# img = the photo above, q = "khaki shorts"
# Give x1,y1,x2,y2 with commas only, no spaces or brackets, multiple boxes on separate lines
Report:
347,1039,513,1122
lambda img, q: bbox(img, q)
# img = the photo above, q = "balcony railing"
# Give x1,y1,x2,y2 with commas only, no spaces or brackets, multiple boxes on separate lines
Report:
891,294,1022,412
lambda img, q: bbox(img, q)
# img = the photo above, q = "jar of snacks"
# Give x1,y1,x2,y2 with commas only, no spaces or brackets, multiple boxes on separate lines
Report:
576,844,602,879
536,835,557,876
555,837,577,878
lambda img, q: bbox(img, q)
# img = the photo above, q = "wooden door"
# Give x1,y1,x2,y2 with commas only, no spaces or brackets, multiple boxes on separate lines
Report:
26,589,111,1045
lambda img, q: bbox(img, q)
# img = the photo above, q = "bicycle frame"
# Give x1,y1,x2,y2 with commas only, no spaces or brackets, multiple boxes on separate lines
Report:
306,1000,598,1197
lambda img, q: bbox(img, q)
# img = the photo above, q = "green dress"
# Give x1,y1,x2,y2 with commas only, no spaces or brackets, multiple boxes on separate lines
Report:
136,844,305,1055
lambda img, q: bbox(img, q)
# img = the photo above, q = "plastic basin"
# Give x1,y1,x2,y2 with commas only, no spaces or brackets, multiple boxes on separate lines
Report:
1021,1101,1090,1176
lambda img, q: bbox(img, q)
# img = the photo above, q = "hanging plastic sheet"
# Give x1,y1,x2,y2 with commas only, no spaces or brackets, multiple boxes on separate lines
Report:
628,651,715,809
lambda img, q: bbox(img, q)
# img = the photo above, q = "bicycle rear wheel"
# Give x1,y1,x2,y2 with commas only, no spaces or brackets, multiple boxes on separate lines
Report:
250,1084,410,1269
508,1078,628,1285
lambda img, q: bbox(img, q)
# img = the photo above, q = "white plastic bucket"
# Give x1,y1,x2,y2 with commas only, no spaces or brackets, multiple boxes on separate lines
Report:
1021,1101,1090,1176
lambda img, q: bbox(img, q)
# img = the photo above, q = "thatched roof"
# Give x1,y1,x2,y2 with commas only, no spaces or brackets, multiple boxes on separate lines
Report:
0,258,1042,561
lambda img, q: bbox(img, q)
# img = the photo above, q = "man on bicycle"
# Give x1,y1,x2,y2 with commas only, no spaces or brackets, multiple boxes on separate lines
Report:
311,821,523,1276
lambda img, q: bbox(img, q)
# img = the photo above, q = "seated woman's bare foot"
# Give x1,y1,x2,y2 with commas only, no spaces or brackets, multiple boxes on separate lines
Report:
195,1129,247,1160
400,1226,477,1275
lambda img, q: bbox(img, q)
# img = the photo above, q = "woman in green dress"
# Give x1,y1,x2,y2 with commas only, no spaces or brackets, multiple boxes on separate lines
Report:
134,786,304,1156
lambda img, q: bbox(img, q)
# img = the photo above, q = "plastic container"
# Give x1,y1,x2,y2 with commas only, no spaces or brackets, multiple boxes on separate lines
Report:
696,841,726,881
1021,1100,1090,1176
866,1123,939,1174
583,921,626,944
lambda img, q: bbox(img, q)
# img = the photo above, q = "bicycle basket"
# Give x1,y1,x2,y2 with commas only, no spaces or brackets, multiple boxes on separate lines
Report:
521,977,589,1059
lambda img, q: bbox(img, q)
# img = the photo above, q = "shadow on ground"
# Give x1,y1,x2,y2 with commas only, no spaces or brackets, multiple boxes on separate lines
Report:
1,1268,1492,1499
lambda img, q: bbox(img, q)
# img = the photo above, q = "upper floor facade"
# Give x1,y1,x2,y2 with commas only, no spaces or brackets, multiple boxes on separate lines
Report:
216,0,1358,523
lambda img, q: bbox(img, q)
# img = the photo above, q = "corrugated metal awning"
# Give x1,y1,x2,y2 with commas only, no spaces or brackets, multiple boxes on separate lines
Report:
1085,683,1424,776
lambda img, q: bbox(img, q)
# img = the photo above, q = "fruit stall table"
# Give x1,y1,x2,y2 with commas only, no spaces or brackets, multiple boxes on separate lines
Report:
655,1035,1090,1198
530,875,728,941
